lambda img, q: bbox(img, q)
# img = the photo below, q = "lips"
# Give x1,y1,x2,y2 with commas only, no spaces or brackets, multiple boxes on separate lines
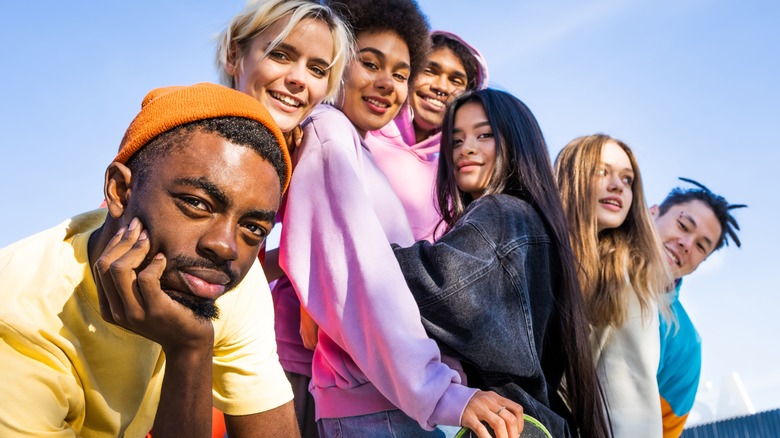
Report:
179,269,230,300
663,245,681,267
457,160,481,172
417,92,446,111
599,197,623,211
269,90,304,110
363,96,391,113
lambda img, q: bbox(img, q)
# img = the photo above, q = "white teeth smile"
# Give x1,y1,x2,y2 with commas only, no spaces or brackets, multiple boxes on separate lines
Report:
365,97,389,108
664,247,680,266
269,91,302,108
601,199,621,208
423,96,445,108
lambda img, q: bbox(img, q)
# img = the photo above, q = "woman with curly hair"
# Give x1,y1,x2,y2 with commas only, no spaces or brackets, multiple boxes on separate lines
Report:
365,31,489,242
276,0,523,436
555,134,673,437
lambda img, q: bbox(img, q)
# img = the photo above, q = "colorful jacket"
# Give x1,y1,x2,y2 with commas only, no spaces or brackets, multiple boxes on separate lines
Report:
279,104,476,429
658,280,701,437
365,31,489,242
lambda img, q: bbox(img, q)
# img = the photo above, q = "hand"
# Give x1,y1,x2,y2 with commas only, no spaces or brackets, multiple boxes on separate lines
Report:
461,390,524,438
92,217,214,353
300,305,319,350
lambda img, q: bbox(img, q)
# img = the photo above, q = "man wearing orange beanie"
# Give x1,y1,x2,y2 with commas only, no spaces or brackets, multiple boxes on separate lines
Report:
0,83,299,437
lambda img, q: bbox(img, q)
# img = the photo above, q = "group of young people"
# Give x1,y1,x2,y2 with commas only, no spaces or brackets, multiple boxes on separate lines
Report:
0,0,746,437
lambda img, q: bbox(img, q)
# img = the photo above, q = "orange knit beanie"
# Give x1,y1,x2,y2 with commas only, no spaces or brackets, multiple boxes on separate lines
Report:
113,82,292,192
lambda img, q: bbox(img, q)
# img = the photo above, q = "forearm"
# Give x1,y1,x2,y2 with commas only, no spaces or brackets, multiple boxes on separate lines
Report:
152,347,213,438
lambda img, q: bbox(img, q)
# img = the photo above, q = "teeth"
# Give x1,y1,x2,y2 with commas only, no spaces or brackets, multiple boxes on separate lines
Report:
664,247,680,266
270,91,302,108
423,97,445,108
601,199,621,207
365,97,389,108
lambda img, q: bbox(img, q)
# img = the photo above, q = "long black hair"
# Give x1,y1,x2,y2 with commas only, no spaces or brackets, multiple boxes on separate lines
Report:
437,89,611,438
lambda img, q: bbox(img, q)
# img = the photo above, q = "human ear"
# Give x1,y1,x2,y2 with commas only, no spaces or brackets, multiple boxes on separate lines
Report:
649,204,660,217
225,42,242,77
103,162,133,219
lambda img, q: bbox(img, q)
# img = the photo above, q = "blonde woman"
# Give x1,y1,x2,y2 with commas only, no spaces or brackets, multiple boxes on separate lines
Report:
216,1,352,436
555,134,673,438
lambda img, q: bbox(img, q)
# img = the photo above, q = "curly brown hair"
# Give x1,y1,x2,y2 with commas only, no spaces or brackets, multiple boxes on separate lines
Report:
328,0,430,82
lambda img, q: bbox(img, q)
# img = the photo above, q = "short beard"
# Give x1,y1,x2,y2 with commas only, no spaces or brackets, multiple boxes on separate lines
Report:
164,289,220,321
142,253,239,322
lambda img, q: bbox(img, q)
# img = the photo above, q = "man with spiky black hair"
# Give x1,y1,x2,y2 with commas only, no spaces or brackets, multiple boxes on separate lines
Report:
651,177,746,437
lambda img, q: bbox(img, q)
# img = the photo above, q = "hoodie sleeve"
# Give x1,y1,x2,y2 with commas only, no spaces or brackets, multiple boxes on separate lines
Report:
278,107,476,429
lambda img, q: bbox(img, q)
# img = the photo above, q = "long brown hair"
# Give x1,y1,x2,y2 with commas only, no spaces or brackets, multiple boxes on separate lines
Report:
555,134,672,328
439,90,611,438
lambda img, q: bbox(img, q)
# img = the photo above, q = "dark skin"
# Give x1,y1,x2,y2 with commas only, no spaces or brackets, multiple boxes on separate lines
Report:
88,130,299,438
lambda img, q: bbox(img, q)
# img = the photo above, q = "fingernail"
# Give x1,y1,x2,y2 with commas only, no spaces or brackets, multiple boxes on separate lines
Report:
154,253,165,260
129,217,139,230
138,230,148,241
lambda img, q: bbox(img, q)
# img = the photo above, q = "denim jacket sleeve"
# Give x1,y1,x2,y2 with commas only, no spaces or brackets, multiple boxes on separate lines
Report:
393,194,573,437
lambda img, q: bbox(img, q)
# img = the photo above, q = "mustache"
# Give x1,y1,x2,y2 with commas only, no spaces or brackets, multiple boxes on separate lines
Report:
167,254,240,288
140,252,240,290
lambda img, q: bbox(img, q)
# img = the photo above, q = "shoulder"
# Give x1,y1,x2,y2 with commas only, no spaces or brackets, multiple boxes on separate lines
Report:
464,194,547,234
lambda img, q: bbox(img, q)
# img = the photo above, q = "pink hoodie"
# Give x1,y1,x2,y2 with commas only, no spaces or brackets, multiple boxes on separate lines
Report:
279,105,476,428
365,31,489,242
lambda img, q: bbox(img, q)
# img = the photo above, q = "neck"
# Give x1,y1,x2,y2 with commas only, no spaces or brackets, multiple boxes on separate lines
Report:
413,121,436,144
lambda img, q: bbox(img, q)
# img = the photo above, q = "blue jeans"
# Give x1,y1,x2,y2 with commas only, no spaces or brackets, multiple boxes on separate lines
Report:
318,410,459,437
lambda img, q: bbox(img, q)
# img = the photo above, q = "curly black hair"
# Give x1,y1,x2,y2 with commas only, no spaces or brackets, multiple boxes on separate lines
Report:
432,34,479,91
328,0,430,82
658,177,747,251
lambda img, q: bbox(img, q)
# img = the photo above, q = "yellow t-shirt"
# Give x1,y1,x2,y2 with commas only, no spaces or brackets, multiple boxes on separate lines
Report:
0,210,292,437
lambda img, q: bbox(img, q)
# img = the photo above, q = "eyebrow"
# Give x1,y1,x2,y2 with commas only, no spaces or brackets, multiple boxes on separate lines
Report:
268,42,332,68
359,47,411,71
173,176,277,223
453,120,491,134
428,61,467,79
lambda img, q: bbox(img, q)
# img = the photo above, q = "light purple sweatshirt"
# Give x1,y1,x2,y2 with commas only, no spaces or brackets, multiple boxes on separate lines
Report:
278,104,476,429
365,30,489,242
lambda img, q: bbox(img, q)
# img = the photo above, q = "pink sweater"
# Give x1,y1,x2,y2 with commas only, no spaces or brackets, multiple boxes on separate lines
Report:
279,105,475,429
365,30,490,243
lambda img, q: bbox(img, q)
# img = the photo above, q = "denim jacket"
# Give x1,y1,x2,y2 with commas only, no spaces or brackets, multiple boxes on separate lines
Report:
394,194,573,437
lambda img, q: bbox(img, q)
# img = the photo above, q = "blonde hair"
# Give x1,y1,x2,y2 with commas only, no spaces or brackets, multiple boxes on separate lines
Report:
555,134,673,328
215,0,353,103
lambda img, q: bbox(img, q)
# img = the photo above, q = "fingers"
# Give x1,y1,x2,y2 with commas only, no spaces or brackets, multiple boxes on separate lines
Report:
93,217,152,326
136,252,167,310
462,391,523,438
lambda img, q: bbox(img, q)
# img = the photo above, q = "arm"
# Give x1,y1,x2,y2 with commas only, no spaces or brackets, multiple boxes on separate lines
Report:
224,401,299,438
280,111,476,429
93,220,214,438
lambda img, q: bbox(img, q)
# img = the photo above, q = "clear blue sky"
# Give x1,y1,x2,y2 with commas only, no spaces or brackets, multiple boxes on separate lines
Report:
1,0,777,424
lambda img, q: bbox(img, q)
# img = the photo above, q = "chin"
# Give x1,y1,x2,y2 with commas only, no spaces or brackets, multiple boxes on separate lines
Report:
164,289,220,321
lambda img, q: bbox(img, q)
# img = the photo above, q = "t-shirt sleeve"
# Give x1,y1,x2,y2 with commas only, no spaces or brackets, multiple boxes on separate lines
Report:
0,321,82,437
211,261,293,415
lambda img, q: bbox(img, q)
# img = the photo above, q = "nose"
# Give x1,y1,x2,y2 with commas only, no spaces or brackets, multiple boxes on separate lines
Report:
607,175,623,193
285,62,307,91
677,236,692,254
374,69,393,92
460,138,477,156
198,219,239,263
431,75,451,97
